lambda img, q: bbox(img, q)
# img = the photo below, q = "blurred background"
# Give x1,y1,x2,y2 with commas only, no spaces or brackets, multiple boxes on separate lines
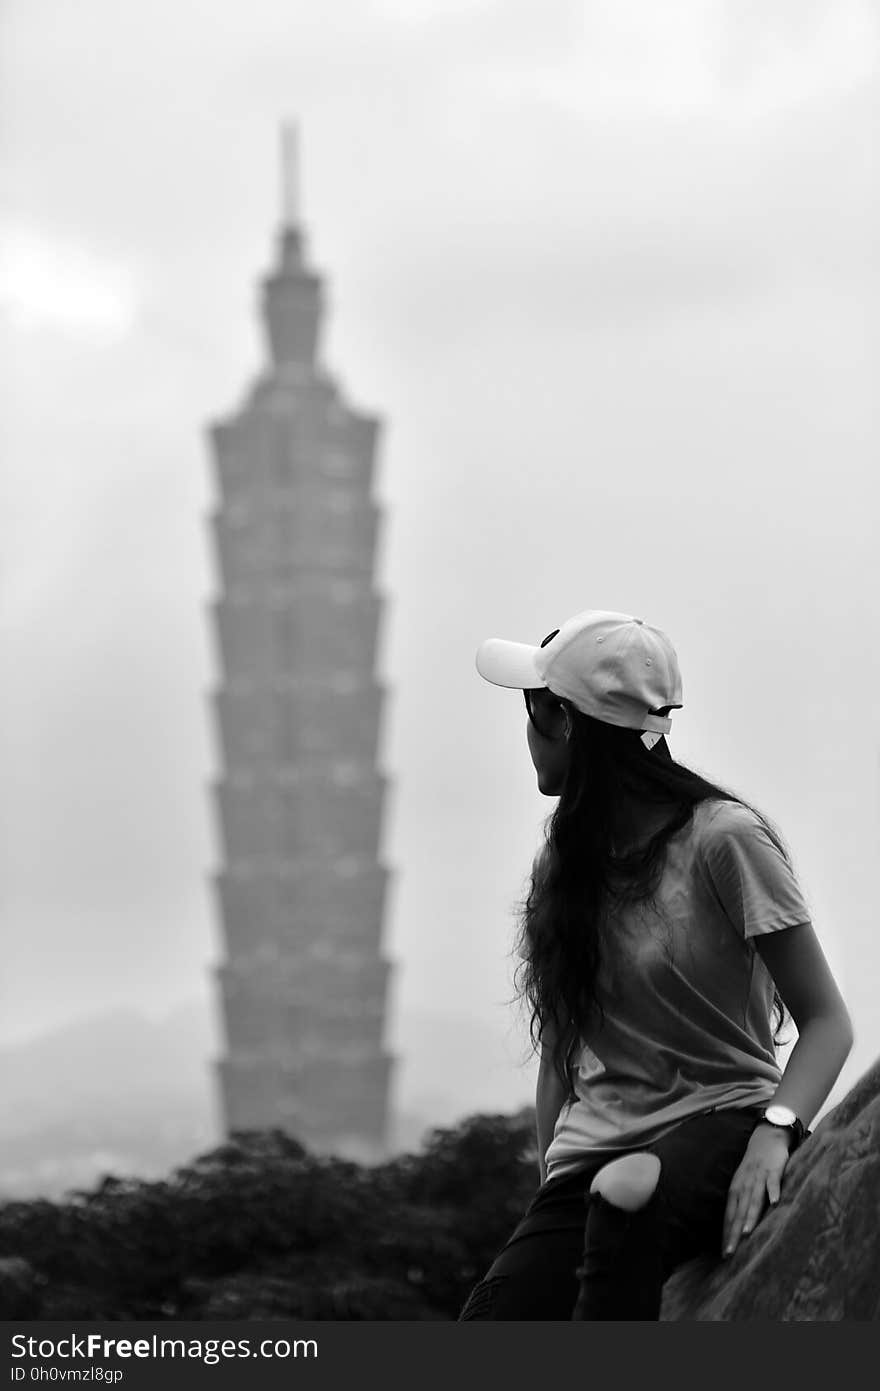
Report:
1,0,878,1200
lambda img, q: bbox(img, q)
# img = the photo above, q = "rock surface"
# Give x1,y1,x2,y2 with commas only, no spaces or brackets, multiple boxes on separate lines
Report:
660,1056,880,1320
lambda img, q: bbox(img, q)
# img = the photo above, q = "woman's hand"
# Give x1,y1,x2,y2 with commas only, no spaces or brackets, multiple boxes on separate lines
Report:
721,1124,791,1258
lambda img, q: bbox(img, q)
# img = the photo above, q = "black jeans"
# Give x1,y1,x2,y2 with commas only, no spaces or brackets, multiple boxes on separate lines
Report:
458,1104,766,1321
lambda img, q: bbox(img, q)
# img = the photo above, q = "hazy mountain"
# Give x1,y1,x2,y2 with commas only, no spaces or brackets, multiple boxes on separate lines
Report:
0,1004,218,1198
0,997,535,1199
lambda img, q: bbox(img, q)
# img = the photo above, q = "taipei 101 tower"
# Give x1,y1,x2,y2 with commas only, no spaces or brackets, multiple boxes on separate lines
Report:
206,126,394,1160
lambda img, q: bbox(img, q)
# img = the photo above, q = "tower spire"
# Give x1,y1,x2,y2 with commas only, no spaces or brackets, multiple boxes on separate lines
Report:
263,121,321,366
281,121,300,228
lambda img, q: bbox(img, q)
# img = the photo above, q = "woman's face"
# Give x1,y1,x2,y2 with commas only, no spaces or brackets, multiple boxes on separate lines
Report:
525,691,571,796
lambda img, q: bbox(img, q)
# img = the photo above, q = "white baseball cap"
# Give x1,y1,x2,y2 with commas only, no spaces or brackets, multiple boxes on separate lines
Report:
475,609,683,735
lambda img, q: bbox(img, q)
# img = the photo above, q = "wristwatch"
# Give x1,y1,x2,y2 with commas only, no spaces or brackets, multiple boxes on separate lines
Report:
755,1104,806,1150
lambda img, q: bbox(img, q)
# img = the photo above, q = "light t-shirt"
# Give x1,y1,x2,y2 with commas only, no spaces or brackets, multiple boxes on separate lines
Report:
543,797,811,1184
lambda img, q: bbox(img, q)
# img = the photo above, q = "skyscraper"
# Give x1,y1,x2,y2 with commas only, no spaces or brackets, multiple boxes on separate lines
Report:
206,127,394,1161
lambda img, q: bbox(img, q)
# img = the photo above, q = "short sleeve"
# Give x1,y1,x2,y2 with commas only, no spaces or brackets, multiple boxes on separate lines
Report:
697,801,811,939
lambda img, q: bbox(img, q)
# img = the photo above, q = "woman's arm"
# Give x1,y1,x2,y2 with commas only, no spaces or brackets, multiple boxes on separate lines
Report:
754,919,854,1127
536,1022,569,1185
701,809,854,1135
723,920,853,1256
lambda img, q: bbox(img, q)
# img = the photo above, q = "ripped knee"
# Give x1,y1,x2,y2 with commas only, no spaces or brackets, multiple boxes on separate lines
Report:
589,1152,661,1212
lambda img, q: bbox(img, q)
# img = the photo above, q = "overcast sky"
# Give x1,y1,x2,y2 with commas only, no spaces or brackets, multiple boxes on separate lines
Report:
2,0,878,1126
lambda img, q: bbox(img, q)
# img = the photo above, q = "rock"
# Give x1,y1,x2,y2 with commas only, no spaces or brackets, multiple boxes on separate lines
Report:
660,1056,880,1320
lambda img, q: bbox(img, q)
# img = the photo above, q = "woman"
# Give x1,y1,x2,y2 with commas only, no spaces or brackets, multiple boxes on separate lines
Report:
459,609,853,1321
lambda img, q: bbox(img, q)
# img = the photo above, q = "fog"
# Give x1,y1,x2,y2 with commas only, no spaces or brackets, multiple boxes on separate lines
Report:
1,0,877,1179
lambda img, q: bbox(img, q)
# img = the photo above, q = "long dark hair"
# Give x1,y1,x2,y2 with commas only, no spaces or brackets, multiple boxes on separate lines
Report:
514,703,792,1098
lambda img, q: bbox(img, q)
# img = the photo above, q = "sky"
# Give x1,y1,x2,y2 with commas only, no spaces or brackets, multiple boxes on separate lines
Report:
1,0,878,1131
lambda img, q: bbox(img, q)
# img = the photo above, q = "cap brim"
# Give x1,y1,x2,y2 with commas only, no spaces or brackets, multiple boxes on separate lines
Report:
475,638,545,690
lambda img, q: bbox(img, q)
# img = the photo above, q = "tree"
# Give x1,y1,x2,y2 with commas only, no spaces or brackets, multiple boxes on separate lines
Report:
0,1111,537,1319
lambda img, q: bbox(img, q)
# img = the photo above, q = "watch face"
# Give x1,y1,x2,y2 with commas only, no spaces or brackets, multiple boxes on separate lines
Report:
765,1104,797,1127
